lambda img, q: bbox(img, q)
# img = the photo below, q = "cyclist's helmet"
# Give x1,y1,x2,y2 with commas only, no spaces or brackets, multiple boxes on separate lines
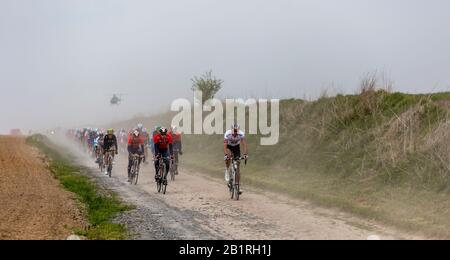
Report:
107,128,114,135
137,123,143,130
159,127,168,135
133,130,139,137
155,124,162,132
231,124,240,134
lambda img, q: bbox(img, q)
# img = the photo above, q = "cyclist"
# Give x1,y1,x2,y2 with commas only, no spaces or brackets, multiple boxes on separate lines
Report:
94,131,105,163
119,129,128,154
127,129,145,182
224,124,248,193
150,125,162,157
103,128,118,175
141,128,150,164
136,123,144,134
169,126,183,175
153,127,173,182
87,129,96,156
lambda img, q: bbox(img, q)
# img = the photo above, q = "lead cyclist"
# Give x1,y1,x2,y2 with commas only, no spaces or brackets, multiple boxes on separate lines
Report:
224,124,248,194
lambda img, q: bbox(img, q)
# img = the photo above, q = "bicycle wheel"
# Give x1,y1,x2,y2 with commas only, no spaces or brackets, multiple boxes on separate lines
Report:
157,179,162,193
174,153,179,175
99,157,104,172
235,184,240,200
107,155,113,178
130,158,137,184
170,162,175,181
234,164,240,200
133,159,140,185
157,164,163,193
230,169,235,199
162,163,168,194
162,180,167,194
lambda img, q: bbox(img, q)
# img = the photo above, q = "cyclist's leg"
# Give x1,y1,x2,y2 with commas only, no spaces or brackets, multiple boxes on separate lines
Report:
163,150,170,178
174,151,179,174
112,149,116,164
225,146,233,169
138,151,143,167
154,155,160,179
236,160,241,184
225,146,233,182
234,145,242,193
127,153,133,178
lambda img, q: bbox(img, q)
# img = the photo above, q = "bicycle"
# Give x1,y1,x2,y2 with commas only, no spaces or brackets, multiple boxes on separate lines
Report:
97,150,105,172
104,149,115,178
170,150,179,181
97,148,105,173
129,153,143,185
225,156,247,201
155,156,170,194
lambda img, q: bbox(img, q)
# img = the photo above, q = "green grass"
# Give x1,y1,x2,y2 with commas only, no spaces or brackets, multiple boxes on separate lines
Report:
27,134,131,240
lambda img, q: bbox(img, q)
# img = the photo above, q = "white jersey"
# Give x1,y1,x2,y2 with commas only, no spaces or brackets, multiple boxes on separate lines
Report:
224,130,245,147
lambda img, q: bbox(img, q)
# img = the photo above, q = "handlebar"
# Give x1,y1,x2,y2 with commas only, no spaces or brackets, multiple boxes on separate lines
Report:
152,156,172,162
224,156,248,161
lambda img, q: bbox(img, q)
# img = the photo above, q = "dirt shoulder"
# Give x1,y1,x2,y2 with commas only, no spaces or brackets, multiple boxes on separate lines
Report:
0,136,85,240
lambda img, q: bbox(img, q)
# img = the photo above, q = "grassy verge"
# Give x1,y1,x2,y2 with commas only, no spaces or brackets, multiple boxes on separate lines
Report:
27,134,131,240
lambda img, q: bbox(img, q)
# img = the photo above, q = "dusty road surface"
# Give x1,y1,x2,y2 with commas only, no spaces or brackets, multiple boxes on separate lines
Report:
0,136,85,240
57,136,424,240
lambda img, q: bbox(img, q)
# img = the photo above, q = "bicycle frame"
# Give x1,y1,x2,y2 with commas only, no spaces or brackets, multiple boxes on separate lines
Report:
129,154,143,185
155,156,170,194
226,157,246,200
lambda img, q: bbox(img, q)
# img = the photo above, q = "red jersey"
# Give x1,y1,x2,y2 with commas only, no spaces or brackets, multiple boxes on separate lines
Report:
128,134,144,149
153,133,173,150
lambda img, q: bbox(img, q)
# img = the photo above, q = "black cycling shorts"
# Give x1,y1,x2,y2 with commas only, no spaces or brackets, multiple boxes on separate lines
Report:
227,145,241,158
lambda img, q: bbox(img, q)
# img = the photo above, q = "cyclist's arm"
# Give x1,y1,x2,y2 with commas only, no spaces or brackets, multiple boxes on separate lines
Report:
139,137,145,154
113,136,118,152
150,141,155,155
223,141,230,156
168,135,174,156
241,138,248,156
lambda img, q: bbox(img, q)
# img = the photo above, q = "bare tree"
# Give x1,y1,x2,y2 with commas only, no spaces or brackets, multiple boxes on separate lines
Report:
191,70,223,104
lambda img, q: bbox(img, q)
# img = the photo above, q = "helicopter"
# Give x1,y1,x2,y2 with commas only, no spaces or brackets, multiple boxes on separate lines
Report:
110,94,124,105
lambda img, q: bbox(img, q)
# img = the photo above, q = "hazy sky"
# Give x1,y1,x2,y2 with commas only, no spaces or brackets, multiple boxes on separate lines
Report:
1,0,450,134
